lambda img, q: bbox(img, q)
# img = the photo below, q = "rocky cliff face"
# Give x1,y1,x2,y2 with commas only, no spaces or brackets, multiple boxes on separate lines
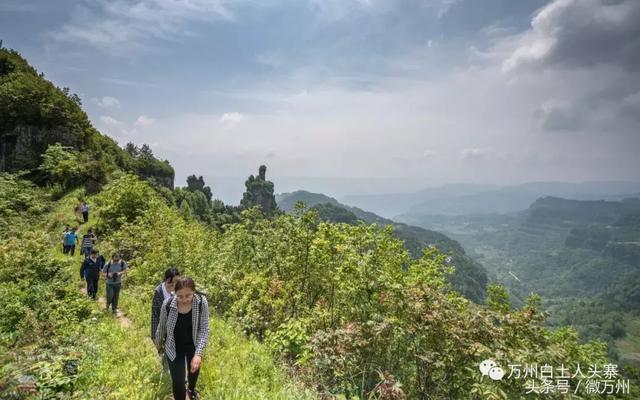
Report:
1,125,81,172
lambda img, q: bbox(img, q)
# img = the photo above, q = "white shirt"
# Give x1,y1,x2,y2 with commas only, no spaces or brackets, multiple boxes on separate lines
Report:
161,282,172,300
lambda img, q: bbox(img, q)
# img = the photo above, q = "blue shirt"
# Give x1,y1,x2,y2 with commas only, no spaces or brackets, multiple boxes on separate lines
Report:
64,232,77,245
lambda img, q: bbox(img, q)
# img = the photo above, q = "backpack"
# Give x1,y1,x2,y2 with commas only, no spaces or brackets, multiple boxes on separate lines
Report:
105,261,125,281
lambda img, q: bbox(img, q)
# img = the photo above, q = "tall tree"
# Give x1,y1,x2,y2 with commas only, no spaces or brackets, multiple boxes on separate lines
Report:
186,174,212,202
240,165,278,216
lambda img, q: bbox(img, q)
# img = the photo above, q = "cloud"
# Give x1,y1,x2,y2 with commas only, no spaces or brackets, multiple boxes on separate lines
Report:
421,149,438,159
51,0,234,52
77,0,638,183
503,0,640,72
498,0,640,137
461,148,487,160
134,115,156,128
96,115,155,142
219,112,244,124
100,77,158,87
99,115,120,126
92,96,121,109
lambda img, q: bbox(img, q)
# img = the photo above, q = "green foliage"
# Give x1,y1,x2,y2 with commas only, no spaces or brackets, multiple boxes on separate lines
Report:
38,143,108,193
94,173,163,235
240,166,279,216
312,202,359,224
487,284,511,314
125,143,175,189
277,192,488,303
186,174,213,202
175,187,210,222
1,168,636,399
104,176,632,399
0,173,48,235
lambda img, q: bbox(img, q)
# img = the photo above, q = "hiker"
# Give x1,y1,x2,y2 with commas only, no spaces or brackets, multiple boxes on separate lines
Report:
63,228,79,256
102,253,128,314
155,277,209,400
80,249,105,300
81,201,90,223
61,225,70,253
80,228,97,258
151,267,181,340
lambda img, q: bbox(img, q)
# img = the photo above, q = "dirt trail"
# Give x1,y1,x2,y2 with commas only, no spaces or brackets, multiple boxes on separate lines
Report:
79,287,132,328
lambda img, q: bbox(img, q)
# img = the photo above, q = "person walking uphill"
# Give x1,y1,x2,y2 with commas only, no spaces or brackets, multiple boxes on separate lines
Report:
81,201,90,223
61,225,70,253
81,228,97,258
151,267,181,340
63,228,79,256
80,249,104,300
155,277,209,400
102,253,128,314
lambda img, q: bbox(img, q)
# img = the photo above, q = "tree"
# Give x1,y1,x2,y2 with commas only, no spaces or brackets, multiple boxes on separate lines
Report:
186,174,212,202
125,142,139,157
240,165,278,216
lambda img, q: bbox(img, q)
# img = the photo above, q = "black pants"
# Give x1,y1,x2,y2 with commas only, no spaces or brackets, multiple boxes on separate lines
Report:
66,245,76,256
82,211,89,223
168,347,200,400
81,246,92,257
106,283,121,311
86,276,99,299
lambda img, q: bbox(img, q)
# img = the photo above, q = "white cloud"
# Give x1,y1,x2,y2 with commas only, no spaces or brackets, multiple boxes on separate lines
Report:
92,96,121,109
421,149,438,159
80,0,639,184
134,115,156,128
51,0,234,52
99,115,120,126
219,112,244,124
461,148,487,160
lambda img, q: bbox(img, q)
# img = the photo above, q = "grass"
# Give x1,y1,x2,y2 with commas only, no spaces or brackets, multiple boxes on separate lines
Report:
40,187,315,399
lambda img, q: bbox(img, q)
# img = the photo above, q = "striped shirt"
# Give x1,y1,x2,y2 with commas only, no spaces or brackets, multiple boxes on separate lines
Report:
82,233,96,248
155,294,209,361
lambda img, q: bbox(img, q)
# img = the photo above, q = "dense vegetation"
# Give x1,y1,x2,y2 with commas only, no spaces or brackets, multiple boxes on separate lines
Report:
406,197,640,367
277,191,488,304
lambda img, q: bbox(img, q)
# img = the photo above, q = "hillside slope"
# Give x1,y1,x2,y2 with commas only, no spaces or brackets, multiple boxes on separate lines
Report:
277,190,489,303
0,48,174,189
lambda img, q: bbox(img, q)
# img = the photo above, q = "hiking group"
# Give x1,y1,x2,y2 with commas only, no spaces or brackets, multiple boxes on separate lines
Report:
66,202,209,400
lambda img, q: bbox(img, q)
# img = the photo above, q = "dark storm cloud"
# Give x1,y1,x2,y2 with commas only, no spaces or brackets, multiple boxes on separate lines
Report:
506,0,640,136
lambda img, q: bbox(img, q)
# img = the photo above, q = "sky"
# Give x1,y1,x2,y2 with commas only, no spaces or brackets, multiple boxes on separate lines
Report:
2,0,639,198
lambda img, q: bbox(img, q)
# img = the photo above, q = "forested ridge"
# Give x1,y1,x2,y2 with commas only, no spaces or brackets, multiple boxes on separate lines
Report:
1,48,638,399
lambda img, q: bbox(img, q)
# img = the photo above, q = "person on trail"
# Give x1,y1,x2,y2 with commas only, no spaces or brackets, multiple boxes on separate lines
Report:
63,228,79,256
151,267,181,340
81,201,90,223
80,228,97,258
155,277,209,400
102,253,128,314
61,225,70,253
80,249,105,300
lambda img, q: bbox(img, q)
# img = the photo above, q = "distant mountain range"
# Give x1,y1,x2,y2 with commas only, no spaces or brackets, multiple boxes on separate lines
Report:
276,190,488,303
401,194,640,365
340,181,640,219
